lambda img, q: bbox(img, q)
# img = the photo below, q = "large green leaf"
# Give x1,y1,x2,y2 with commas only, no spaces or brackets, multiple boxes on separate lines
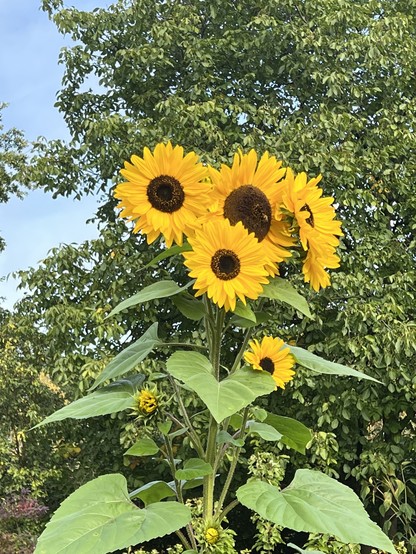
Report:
289,345,381,383
264,414,312,454
237,470,396,553
108,280,192,318
261,277,312,318
35,379,137,427
166,351,275,423
92,323,160,389
35,474,191,554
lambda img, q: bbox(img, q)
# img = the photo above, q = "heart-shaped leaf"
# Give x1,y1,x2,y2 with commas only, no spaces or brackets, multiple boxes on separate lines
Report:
35,474,191,554
129,480,176,505
246,421,283,441
124,437,159,457
166,351,275,423
237,470,396,553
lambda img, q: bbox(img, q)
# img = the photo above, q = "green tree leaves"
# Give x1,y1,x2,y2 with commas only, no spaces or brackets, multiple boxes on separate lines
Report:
35,474,191,554
237,470,396,553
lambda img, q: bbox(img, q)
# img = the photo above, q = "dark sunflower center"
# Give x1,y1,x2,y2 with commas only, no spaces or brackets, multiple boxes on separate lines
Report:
211,249,241,281
147,175,185,213
223,185,272,241
300,203,314,227
260,357,275,374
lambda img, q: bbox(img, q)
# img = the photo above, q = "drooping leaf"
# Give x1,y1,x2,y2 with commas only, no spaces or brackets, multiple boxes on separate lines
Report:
129,480,176,505
34,379,137,427
216,431,244,447
231,311,269,328
232,302,257,322
261,277,312,318
158,421,173,436
175,458,213,480
108,280,192,318
172,292,206,321
237,470,396,553
91,323,160,389
246,421,283,442
35,474,191,554
124,437,159,457
166,351,275,423
264,414,312,454
289,345,381,383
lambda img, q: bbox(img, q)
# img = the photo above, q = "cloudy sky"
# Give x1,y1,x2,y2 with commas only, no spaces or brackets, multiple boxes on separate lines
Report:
0,0,109,308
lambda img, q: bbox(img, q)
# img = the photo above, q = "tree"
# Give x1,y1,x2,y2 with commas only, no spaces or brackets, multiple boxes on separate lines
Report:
12,0,416,546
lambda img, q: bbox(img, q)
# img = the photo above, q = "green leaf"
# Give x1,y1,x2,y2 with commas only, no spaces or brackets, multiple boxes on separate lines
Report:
108,280,192,318
264,414,312,454
124,437,159,457
247,421,283,442
141,243,192,270
129,481,176,505
35,474,191,554
288,544,324,554
232,302,257,322
216,430,244,447
166,351,275,423
289,346,382,383
91,323,160,389
172,292,206,321
34,380,137,427
231,311,269,328
158,421,173,435
237,470,396,553
261,277,312,318
175,458,213,480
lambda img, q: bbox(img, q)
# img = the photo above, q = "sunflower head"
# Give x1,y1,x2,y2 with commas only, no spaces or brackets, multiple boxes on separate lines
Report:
208,149,293,274
136,388,158,416
244,336,295,390
205,527,220,545
183,218,269,312
115,142,211,247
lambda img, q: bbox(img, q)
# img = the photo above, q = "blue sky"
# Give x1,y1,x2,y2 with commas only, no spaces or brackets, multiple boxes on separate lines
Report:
0,1,108,308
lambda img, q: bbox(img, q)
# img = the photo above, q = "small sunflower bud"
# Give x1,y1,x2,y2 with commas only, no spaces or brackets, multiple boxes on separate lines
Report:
205,527,219,544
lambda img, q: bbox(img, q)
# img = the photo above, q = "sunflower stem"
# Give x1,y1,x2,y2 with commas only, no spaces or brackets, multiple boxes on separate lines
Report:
214,406,250,519
229,298,265,374
203,304,224,520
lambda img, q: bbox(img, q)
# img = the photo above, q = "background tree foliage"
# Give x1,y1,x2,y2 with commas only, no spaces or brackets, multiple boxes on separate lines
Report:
4,0,416,548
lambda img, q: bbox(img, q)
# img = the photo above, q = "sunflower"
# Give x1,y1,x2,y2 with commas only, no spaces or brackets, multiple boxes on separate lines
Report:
115,142,210,247
137,388,158,415
303,246,341,292
208,150,294,275
183,218,269,312
280,168,343,291
244,336,295,389
281,168,343,253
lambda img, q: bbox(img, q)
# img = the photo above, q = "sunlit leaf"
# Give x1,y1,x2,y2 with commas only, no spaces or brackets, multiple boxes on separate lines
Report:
35,474,191,554
175,458,213,480
261,277,312,318
237,470,396,553
124,437,159,457
264,414,312,454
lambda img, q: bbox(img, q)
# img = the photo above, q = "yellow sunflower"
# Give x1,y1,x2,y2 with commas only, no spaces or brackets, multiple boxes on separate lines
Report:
115,142,210,247
137,388,158,415
281,168,343,253
244,336,295,389
208,149,294,275
183,218,269,312
303,247,340,292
